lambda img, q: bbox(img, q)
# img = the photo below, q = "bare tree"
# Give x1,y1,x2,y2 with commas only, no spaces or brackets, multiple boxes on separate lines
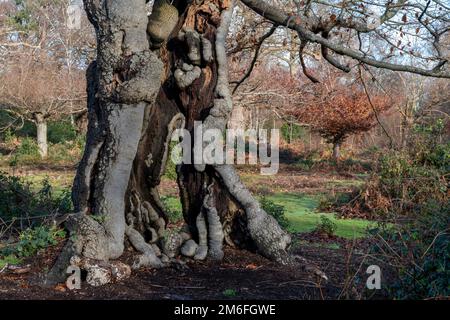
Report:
0,57,86,157
0,0,94,157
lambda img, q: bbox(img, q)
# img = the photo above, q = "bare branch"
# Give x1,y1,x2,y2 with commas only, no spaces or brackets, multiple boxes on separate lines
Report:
240,0,450,78
232,24,278,94
298,39,320,83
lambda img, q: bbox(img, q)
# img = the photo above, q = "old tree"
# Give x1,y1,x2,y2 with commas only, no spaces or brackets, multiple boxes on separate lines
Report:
46,0,450,285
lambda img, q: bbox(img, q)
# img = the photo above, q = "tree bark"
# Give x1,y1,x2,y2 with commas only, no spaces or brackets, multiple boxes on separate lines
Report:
46,0,324,286
332,141,341,161
34,113,48,158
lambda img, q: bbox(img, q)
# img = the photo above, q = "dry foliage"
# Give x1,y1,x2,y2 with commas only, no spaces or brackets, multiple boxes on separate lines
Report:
289,79,393,146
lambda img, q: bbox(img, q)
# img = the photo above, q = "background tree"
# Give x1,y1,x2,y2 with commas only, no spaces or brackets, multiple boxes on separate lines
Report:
0,0,94,157
0,57,86,157
290,76,392,160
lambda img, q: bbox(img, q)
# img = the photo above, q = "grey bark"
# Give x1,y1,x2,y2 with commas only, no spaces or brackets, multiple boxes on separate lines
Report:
34,113,48,158
47,0,324,287
46,0,164,284
332,142,341,161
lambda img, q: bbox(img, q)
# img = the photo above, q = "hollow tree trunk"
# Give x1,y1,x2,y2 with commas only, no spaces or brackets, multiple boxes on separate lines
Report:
34,113,48,158
46,0,323,286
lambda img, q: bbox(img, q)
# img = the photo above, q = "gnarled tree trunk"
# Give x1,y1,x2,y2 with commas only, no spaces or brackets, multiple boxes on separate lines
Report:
46,0,322,286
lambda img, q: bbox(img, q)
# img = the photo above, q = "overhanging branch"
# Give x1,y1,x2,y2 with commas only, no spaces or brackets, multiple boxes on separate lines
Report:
240,0,450,79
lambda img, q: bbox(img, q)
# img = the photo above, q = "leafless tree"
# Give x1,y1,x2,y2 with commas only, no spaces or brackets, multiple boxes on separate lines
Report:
0,0,94,157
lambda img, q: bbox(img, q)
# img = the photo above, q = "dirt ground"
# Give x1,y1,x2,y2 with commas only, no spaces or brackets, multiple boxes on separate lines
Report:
0,232,384,300
0,160,381,300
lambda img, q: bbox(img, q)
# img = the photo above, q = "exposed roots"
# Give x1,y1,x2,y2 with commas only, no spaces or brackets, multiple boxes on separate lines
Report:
215,165,328,280
194,212,209,260
203,184,224,260
45,213,124,286
125,226,164,269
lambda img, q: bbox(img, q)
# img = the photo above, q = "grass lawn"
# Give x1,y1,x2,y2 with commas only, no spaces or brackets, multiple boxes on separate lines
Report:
0,166,74,196
160,192,374,239
265,193,374,239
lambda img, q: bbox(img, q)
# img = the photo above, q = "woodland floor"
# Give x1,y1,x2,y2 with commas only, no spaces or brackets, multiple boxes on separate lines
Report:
0,158,387,300
0,234,382,300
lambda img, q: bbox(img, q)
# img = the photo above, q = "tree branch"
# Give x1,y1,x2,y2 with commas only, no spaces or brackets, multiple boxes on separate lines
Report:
298,39,320,83
240,0,450,78
232,24,278,94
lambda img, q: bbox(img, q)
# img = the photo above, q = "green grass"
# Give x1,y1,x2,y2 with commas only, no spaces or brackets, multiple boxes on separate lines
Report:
159,192,373,239
0,170,74,196
295,240,341,250
0,255,21,268
326,179,365,188
265,193,374,239
161,196,183,223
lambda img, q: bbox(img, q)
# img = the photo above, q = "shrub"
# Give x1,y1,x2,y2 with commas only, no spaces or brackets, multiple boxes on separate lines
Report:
7,137,40,166
0,254,21,269
162,142,179,181
161,196,183,224
4,128,17,145
48,120,77,144
336,118,448,220
15,121,36,138
222,289,237,297
1,225,66,260
315,215,337,236
163,159,178,181
0,172,73,232
47,141,83,163
296,157,315,171
281,123,306,143
370,200,449,299
260,197,290,230
16,137,40,157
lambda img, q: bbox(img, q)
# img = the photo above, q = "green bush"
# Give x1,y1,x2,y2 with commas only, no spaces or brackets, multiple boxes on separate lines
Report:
365,118,450,299
163,159,178,181
15,121,36,138
0,172,73,229
161,195,183,224
0,254,21,269
260,197,289,230
296,157,315,171
16,137,40,157
340,118,448,219
1,225,66,263
48,120,77,144
47,140,83,163
377,149,447,212
162,142,179,181
8,137,40,166
315,215,337,236
371,200,449,299
3,128,16,145
281,123,307,143
222,289,237,297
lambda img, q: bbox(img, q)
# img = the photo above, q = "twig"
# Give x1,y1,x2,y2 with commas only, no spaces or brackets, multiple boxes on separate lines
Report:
232,24,278,94
358,66,394,148
0,264,8,274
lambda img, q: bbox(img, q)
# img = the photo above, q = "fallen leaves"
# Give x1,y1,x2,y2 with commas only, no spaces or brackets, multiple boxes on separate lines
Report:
54,284,67,292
